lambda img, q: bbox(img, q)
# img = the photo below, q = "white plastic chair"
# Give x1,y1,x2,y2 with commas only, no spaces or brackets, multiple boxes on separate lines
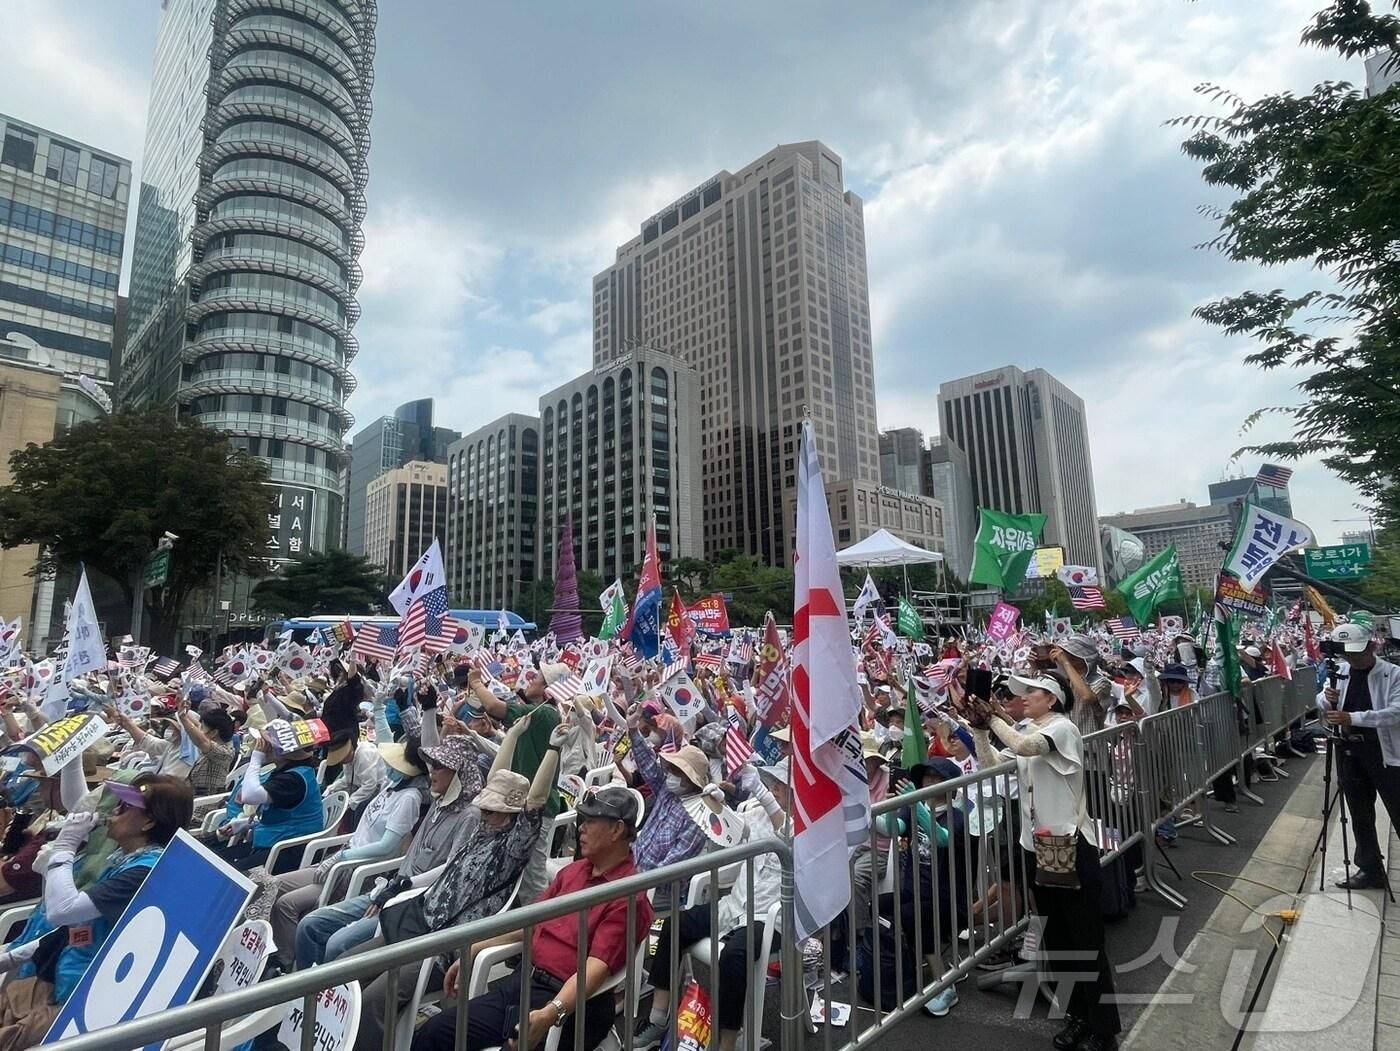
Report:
683,900,782,1048
683,861,743,909
265,789,349,873
470,940,648,1051
318,852,406,909
0,901,36,945
391,871,528,1048
547,809,577,857
584,762,616,788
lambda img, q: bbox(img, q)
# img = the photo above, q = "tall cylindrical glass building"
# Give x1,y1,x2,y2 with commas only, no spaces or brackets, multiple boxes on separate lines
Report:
121,0,376,555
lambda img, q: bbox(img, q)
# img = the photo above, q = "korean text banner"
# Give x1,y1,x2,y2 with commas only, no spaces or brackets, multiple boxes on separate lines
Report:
968,508,1046,591
1223,503,1314,590
44,830,253,1048
1116,545,1185,624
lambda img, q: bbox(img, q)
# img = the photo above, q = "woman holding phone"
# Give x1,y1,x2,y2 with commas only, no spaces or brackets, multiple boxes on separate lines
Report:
955,670,1120,1051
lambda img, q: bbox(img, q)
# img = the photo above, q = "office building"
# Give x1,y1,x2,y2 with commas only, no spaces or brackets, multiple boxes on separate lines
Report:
539,347,702,581
1367,52,1399,96
445,414,539,611
363,460,448,578
938,366,1102,575
118,0,377,553
1340,528,1375,548
926,437,977,581
0,114,131,380
879,427,929,497
0,335,112,646
592,141,880,567
819,481,944,554
1208,468,1293,522
1099,500,1233,592
346,399,459,555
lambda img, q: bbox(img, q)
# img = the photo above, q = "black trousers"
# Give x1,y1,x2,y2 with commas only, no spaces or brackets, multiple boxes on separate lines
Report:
208,839,273,873
1024,837,1121,1038
649,905,780,1032
1337,735,1400,878
409,969,614,1051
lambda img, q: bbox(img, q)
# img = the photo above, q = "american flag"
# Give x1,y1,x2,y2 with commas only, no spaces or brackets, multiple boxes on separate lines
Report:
400,587,449,653
545,672,584,703
150,657,182,680
1255,464,1293,488
1067,584,1106,610
1105,616,1141,641
424,614,464,655
659,655,687,684
724,706,755,775
694,650,724,672
353,622,400,662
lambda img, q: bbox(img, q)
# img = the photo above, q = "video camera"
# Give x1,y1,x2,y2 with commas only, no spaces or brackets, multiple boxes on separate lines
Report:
1319,639,1347,659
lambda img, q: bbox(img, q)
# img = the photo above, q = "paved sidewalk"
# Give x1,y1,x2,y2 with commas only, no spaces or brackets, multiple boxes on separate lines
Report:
1242,750,1393,1051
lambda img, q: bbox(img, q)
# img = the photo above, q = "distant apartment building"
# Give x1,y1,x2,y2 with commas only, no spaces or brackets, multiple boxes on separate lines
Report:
1099,500,1233,591
538,347,702,580
363,460,448,578
593,141,880,567
445,414,539,611
0,113,130,381
938,366,1102,576
820,480,945,554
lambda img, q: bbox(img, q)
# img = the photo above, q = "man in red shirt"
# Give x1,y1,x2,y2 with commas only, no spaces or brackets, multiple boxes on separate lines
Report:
410,785,653,1051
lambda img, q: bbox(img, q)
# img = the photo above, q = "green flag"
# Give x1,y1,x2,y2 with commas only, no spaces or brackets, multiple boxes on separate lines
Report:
903,672,928,768
896,596,924,640
1213,602,1242,697
1116,545,1185,624
968,508,1046,591
598,578,627,640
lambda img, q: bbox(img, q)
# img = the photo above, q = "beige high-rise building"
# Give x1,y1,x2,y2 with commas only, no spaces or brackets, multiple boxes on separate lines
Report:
363,461,448,578
592,141,879,566
0,352,62,626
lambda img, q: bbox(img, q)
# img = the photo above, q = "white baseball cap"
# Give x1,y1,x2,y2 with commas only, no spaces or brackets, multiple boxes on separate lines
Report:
1007,674,1066,706
1332,622,1373,653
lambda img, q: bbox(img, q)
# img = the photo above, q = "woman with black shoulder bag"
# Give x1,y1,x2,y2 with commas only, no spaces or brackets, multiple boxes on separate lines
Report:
959,670,1120,1051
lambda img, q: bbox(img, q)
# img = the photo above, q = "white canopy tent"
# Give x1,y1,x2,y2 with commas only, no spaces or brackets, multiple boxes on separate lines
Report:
836,528,946,603
835,528,944,568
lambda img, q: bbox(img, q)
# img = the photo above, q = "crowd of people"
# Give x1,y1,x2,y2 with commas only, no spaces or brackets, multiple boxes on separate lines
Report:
0,600,1376,1051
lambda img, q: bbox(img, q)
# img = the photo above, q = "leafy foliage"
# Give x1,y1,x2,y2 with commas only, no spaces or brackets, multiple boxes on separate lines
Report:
0,409,274,650
1359,525,1400,608
250,549,388,616
1176,1,1400,524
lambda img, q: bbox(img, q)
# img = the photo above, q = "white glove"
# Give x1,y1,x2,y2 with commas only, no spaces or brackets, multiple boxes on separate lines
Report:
314,852,341,884
50,810,101,859
548,724,570,749
702,783,726,804
734,765,761,795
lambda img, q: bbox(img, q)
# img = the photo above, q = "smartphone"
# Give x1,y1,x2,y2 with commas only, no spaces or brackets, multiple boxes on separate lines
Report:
966,668,993,701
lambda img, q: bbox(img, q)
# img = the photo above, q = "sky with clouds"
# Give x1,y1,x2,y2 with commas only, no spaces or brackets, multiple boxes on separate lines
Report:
2,0,1375,543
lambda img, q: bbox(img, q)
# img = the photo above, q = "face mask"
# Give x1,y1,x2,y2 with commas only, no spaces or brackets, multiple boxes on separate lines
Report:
664,774,687,795
385,767,405,786
887,726,905,740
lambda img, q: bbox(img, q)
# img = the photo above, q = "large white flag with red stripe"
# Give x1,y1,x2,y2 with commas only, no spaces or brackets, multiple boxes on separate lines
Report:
791,419,868,939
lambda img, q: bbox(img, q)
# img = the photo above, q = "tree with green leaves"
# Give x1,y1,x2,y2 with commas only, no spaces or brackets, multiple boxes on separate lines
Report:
251,549,388,617
1177,1,1400,525
1359,526,1400,609
0,408,274,651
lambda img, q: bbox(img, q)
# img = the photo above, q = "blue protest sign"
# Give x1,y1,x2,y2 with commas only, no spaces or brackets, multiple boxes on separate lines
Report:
751,725,783,767
44,829,254,1048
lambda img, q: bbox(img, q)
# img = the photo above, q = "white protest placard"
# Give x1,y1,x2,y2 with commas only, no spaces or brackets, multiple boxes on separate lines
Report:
211,921,270,993
24,713,108,775
277,982,356,1051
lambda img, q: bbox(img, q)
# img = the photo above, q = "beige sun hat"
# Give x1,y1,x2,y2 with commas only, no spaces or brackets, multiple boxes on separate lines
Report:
659,745,709,790
475,769,530,813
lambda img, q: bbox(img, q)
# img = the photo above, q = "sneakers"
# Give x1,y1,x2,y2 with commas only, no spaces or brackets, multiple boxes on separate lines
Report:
1053,1018,1090,1051
634,1020,669,1051
1336,869,1387,890
923,985,958,1016
976,948,1017,971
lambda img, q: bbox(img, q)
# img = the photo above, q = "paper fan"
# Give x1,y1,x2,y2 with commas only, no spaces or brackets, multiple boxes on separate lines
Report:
682,794,745,848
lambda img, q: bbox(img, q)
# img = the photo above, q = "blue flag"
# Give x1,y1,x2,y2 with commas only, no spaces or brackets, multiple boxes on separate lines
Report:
627,521,663,659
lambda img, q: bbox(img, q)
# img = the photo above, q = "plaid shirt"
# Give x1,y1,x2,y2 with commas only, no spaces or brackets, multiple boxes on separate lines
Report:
1069,672,1113,736
628,729,708,871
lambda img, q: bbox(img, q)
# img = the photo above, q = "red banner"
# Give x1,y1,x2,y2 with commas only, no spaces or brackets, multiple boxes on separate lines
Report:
667,592,695,650
686,594,731,634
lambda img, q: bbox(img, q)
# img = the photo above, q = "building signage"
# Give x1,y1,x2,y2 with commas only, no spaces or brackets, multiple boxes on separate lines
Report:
264,483,316,563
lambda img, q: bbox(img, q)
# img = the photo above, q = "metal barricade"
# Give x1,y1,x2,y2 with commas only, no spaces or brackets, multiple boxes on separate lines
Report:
1080,720,1145,864
1249,677,1287,749
46,838,800,1051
